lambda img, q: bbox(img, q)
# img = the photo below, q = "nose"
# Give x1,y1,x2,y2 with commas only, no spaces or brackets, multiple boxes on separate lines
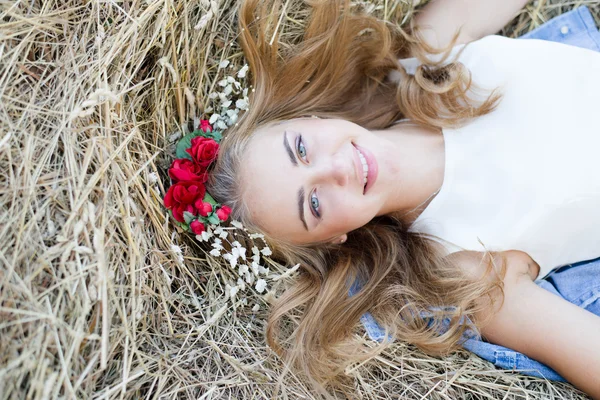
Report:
312,152,352,187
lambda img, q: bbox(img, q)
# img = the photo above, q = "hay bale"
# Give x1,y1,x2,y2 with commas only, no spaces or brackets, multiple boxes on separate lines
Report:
0,0,596,398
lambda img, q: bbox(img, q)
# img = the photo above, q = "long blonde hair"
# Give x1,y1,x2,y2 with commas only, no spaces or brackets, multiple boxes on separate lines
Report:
207,0,502,390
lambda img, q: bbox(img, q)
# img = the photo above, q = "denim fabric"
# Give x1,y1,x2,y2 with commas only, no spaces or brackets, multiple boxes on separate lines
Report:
463,258,600,382
356,6,600,382
519,6,600,51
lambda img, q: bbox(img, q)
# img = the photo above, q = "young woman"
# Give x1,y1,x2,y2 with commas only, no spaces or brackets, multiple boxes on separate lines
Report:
207,0,600,396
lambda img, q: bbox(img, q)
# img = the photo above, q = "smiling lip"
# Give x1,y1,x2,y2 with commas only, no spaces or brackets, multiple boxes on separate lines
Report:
351,143,364,191
354,143,378,194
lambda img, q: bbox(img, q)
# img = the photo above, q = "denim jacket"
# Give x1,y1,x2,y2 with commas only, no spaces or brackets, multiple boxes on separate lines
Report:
356,6,600,382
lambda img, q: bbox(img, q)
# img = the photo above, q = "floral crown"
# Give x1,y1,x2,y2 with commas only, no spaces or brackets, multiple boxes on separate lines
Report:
163,120,231,234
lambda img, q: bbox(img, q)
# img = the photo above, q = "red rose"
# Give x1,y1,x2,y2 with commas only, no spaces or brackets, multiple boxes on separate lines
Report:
168,158,208,183
190,220,206,234
164,181,206,223
194,200,213,217
186,137,219,168
199,120,212,133
216,205,232,221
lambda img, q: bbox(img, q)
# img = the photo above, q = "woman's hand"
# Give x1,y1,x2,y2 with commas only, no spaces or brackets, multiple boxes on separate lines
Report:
414,0,531,49
455,250,600,399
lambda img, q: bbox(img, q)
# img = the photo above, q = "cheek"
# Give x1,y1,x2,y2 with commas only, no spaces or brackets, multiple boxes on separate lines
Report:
325,191,367,228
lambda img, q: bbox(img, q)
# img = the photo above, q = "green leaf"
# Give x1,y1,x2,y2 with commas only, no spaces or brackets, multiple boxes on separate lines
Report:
196,215,210,224
202,192,219,207
207,213,221,225
205,130,223,143
173,216,189,231
176,131,203,160
183,211,196,225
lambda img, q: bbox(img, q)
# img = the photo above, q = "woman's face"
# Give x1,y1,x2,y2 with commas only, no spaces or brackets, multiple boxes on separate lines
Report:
241,117,398,244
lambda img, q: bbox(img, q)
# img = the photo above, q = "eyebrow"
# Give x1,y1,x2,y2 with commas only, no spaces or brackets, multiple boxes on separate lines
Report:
283,130,298,166
283,131,308,231
297,187,308,231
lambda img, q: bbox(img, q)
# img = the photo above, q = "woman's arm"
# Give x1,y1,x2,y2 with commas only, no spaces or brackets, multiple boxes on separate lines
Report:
414,0,531,48
457,250,600,398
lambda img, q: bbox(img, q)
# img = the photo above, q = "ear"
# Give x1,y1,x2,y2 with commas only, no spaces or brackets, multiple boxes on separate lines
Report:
328,234,347,244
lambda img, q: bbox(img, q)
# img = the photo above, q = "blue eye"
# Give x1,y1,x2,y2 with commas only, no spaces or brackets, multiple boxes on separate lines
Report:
297,136,307,161
310,191,320,217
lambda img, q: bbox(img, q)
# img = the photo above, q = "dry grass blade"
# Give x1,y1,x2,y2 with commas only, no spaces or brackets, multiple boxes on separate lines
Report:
0,0,597,399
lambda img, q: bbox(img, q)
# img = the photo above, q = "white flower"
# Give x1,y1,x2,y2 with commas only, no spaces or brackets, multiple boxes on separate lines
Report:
239,264,249,275
255,279,267,293
229,285,239,298
231,220,244,229
237,278,246,291
195,10,214,30
252,304,260,312
219,230,228,239
219,60,230,69
245,271,255,284
249,233,264,240
201,230,212,241
227,114,238,124
252,246,260,255
222,253,238,268
209,113,220,124
258,265,269,275
214,227,223,235
223,85,233,96
221,100,232,108
170,244,184,265
208,92,218,99
148,172,158,184
251,263,260,276
217,79,228,87
238,246,247,260
226,76,236,83
215,120,227,130
261,247,272,257
238,64,249,78
209,248,221,257
235,99,249,110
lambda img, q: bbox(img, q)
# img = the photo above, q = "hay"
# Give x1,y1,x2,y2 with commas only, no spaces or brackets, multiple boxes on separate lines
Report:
0,0,597,398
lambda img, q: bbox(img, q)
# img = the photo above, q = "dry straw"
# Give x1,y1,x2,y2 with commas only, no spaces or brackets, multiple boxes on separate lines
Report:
0,0,598,399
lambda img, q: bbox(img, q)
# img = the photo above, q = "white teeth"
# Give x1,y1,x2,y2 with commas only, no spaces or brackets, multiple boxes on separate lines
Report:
357,150,369,186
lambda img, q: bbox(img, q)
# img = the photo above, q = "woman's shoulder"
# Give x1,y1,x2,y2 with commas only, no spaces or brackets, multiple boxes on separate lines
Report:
446,249,541,283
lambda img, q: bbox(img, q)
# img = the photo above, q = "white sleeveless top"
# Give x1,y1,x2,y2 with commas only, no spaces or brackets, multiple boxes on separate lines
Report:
397,35,600,280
